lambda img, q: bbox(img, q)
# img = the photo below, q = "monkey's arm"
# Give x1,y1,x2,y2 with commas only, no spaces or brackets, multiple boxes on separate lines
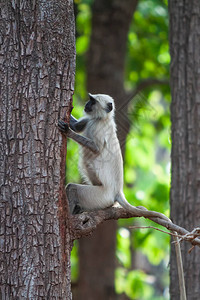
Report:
69,115,88,132
58,120,99,154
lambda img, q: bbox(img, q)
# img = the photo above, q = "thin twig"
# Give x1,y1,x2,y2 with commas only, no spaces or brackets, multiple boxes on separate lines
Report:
129,225,182,238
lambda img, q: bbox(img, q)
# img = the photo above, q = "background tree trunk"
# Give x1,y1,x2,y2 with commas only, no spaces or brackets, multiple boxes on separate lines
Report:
0,1,75,298
76,1,138,299
169,0,200,298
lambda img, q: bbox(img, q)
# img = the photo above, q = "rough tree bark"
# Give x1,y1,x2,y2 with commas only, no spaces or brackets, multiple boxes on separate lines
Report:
169,0,200,299
76,1,139,299
0,1,75,298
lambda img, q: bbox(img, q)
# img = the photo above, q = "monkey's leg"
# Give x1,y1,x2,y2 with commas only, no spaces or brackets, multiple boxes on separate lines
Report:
66,183,114,214
58,120,99,154
66,183,82,214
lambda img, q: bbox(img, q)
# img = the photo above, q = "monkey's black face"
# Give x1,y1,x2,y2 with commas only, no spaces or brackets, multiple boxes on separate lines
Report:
84,93,114,119
84,95,96,113
106,102,113,113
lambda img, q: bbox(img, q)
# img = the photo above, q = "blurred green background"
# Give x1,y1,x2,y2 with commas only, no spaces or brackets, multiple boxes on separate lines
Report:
68,0,170,299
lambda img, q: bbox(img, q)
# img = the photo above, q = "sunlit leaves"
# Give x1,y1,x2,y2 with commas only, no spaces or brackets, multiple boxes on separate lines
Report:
71,241,79,281
122,86,170,298
76,3,91,54
125,0,169,91
76,36,89,55
115,268,155,299
76,3,92,37
117,228,131,268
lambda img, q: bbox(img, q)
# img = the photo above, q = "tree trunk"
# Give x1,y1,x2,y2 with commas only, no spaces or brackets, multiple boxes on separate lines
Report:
169,0,200,299
76,1,138,299
0,1,75,298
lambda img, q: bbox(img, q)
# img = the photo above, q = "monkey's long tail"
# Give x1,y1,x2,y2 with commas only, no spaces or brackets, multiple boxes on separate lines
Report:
115,192,169,221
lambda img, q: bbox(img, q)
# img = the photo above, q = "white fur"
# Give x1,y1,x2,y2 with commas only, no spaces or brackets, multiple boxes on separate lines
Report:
78,94,123,210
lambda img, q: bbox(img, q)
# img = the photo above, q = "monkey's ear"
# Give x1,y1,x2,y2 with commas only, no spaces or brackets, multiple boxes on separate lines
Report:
88,93,96,102
106,102,113,113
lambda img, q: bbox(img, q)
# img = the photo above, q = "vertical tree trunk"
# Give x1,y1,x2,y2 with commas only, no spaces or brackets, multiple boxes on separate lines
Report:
76,1,138,299
0,1,75,298
169,0,200,299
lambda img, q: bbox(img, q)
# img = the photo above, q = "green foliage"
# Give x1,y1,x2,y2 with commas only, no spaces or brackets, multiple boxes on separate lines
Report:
116,89,170,298
125,0,169,91
66,104,83,183
71,241,79,281
116,228,131,268
70,0,170,299
116,268,155,299
119,89,170,298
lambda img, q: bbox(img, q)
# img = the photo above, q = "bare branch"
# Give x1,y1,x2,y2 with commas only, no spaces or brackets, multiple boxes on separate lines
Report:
70,206,200,248
127,78,169,100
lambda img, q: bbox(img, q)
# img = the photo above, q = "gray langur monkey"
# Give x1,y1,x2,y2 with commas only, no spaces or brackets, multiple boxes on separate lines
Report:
58,94,168,220
58,93,186,299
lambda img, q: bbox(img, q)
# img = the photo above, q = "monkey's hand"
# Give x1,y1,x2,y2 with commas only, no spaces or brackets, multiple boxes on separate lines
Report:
58,119,70,134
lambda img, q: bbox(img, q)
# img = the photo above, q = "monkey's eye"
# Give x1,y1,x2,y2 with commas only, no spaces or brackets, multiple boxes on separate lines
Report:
106,102,113,113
